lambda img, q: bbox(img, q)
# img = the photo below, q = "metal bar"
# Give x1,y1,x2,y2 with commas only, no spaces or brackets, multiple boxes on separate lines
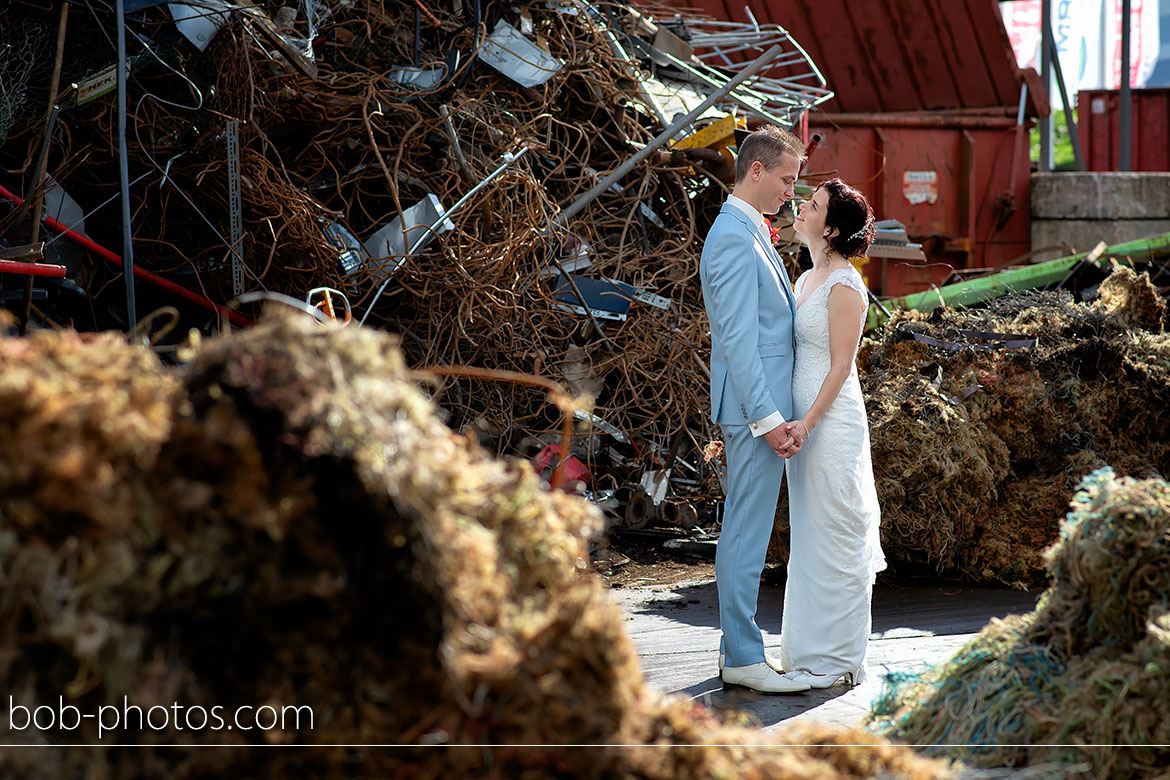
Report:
1045,30,1085,171
553,42,786,229
877,229,1170,320
1039,0,1052,172
1120,0,1132,171
0,259,66,278
116,0,137,329
226,118,244,296
810,113,1018,128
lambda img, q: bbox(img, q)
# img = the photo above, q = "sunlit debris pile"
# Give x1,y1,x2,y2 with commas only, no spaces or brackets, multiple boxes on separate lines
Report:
855,267,1169,586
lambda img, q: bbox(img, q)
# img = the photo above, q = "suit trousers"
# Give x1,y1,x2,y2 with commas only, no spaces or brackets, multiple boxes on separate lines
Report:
716,422,786,667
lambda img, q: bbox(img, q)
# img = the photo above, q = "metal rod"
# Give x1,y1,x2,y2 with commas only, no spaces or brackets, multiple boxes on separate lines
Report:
1045,31,1085,171
439,104,476,184
18,2,68,335
1120,0,1132,171
810,113,1018,129
553,42,786,228
1039,0,1052,172
116,0,137,328
226,118,244,296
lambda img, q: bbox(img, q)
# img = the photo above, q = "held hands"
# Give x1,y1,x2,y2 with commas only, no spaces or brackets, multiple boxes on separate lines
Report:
768,419,810,459
764,422,802,459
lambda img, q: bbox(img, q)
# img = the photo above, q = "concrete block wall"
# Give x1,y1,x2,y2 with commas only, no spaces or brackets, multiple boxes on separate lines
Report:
1031,172,1170,261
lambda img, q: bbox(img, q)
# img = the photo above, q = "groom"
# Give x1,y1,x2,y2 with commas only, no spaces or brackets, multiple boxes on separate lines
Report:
699,125,808,694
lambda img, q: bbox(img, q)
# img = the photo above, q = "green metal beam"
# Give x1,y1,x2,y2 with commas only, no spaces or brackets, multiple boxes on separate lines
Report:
866,229,1170,330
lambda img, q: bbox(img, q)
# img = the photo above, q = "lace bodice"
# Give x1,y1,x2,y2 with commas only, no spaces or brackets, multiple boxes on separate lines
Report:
792,266,868,403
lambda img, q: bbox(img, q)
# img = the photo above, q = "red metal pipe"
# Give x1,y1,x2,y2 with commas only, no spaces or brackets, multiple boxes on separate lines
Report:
800,132,822,176
0,183,249,326
0,258,66,277
811,113,1019,129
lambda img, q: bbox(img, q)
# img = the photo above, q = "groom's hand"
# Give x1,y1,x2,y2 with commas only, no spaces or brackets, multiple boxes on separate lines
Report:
764,425,800,458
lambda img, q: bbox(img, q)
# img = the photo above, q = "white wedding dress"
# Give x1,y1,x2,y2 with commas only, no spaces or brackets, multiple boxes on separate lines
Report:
778,266,886,683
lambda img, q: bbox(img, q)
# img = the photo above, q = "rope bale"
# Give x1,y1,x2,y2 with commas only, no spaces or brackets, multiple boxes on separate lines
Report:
0,310,953,778
868,467,1170,778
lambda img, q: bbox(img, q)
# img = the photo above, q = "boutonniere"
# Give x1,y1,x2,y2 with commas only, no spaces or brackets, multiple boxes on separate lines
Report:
768,222,782,246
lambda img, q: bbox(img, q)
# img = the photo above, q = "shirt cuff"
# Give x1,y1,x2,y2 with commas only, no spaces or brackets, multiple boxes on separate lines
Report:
749,411,785,437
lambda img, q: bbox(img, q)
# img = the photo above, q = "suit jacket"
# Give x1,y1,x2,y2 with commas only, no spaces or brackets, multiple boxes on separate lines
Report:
699,202,796,426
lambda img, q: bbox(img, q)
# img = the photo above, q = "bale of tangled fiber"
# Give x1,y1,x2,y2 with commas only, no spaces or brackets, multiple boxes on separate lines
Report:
867,467,1170,779
775,267,1169,586
0,312,952,778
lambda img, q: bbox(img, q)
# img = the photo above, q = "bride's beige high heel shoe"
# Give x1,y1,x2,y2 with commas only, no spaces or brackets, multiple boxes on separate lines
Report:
781,667,861,689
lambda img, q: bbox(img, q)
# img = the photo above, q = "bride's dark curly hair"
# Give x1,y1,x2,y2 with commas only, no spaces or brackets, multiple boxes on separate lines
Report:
818,178,876,259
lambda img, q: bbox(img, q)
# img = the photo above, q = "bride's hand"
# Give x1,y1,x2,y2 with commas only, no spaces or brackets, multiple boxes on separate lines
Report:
787,419,810,447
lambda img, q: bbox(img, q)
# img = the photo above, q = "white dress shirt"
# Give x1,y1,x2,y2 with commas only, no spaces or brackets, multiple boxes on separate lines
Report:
723,194,786,438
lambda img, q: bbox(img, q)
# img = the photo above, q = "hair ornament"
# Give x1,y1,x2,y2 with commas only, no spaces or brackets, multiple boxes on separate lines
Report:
846,217,874,243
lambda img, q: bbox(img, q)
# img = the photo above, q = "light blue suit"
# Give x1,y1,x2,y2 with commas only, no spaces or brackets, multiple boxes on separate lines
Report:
700,201,796,668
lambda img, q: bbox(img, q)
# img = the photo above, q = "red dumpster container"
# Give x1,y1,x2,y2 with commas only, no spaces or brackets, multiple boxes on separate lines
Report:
1077,88,1170,172
662,0,1046,297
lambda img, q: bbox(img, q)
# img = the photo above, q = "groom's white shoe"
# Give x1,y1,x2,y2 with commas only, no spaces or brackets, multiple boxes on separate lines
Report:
721,662,810,694
719,653,781,673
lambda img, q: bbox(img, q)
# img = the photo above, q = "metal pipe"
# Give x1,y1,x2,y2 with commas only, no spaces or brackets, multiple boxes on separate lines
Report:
1,259,66,278
809,113,1018,129
1045,31,1085,170
1039,0,1053,171
1120,0,1132,171
553,42,786,228
0,183,250,326
116,0,137,328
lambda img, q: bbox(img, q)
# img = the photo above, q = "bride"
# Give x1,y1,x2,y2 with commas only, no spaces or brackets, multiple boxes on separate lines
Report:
778,178,886,688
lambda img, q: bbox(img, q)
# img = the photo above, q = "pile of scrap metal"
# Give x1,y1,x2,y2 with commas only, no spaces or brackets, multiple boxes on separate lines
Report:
0,0,830,532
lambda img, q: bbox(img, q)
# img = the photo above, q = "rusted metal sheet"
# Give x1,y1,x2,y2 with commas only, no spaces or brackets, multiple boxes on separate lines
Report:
1078,88,1170,172
680,0,1047,116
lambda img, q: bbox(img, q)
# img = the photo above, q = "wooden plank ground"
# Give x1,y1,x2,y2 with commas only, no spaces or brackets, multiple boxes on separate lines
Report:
614,576,1039,731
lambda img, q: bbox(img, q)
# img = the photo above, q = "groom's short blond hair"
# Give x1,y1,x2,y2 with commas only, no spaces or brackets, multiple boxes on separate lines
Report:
734,125,807,183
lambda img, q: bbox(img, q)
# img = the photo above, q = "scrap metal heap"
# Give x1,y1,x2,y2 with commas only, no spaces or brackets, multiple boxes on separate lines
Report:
0,0,831,528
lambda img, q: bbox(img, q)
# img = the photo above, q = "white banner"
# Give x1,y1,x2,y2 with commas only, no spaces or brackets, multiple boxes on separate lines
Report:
1000,0,1160,92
